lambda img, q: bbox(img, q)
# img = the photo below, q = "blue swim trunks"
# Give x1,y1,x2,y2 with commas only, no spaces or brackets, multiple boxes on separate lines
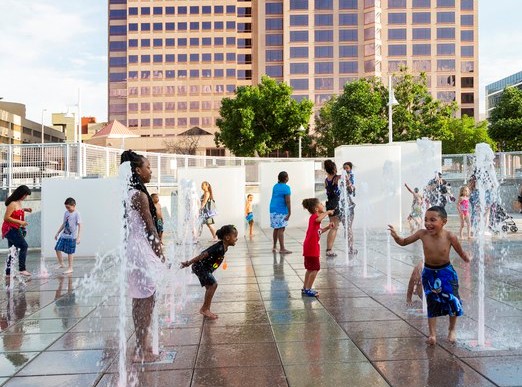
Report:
422,262,463,318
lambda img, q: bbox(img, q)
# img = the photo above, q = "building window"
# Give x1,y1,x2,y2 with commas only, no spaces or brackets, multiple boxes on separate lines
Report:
166,7,175,15
190,6,199,14
388,13,406,24
141,55,150,63
437,44,455,55
178,54,187,62
461,15,474,26
340,30,358,41
315,14,333,26
339,45,358,57
141,39,150,47
315,78,334,90
437,12,455,23
109,41,126,51
364,12,375,24
141,7,150,15
413,44,431,56
315,46,334,58
214,5,223,14
266,50,283,62
412,12,430,24
437,0,455,6
266,65,283,77
461,108,474,117
266,3,283,14
109,9,126,19
389,44,407,56
413,28,431,39
292,31,310,42
461,30,474,42
290,15,309,26
412,0,430,6
315,0,333,10
388,29,406,40
153,54,162,63
290,47,309,58
315,62,334,74
461,46,474,57
437,91,455,102
339,14,358,26
141,23,150,31
290,79,309,90
266,34,283,46
461,93,474,104
290,0,308,10
340,0,358,9
461,0,473,10
290,63,309,74
437,75,455,87
340,61,358,73
178,22,187,31
109,73,126,82
266,18,283,30
153,38,162,47
437,59,455,71
165,23,174,31
109,26,126,35
413,60,431,71
437,27,455,39
461,61,474,73
388,0,406,8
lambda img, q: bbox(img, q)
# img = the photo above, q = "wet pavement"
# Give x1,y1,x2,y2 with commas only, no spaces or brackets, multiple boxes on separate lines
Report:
1,222,521,386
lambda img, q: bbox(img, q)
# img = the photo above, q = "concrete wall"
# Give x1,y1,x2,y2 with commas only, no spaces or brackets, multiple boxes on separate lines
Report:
41,178,121,258
177,167,246,236
258,161,316,229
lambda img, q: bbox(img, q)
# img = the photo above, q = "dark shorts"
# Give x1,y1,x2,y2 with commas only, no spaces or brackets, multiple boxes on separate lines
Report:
304,256,320,271
326,197,340,217
156,219,164,233
193,268,217,287
422,262,463,318
55,237,77,255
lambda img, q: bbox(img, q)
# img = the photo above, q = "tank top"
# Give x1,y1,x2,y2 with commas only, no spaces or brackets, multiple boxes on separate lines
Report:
2,209,24,238
325,176,340,200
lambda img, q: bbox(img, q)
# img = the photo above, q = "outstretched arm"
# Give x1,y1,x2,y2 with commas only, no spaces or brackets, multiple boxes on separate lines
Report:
388,226,422,246
181,251,209,268
404,183,414,194
449,233,471,262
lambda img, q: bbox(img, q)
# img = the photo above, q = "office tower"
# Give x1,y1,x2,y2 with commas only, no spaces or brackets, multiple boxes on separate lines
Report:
486,71,522,118
108,0,253,153
253,0,478,119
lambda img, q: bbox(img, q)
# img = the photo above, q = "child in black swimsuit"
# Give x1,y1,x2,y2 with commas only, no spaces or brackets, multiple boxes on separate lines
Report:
181,225,238,319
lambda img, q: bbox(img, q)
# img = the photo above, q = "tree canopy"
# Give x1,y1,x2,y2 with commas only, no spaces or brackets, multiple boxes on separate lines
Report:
215,76,313,156
488,87,522,151
442,116,496,154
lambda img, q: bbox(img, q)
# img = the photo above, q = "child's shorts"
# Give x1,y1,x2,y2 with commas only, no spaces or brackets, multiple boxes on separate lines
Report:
422,262,463,318
55,237,77,255
304,256,320,271
193,267,217,287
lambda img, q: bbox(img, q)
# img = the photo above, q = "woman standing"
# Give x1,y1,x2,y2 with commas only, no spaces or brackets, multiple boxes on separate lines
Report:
200,181,217,241
120,150,165,363
270,171,292,254
324,160,340,257
2,185,32,277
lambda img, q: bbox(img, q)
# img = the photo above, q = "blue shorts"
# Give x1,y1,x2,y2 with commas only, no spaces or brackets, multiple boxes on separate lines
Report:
55,237,77,255
422,262,463,318
270,212,288,229
246,212,254,223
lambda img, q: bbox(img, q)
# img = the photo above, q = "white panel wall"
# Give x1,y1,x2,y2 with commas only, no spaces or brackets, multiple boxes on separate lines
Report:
41,178,121,258
177,167,246,236
335,144,402,230
398,140,442,222
258,161,316,229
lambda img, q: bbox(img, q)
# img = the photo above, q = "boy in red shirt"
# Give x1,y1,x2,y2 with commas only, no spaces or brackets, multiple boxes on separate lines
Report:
301,198,334,297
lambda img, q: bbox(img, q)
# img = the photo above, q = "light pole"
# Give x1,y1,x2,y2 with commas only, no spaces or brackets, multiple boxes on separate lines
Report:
388,75,399,143
298,124,305,158
64,89,82,177
41,108,47,165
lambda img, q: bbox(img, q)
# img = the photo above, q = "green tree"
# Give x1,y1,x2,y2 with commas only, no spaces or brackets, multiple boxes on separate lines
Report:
442,116,497,154
312,96,337,156
214,76,313,156
488,87,522,151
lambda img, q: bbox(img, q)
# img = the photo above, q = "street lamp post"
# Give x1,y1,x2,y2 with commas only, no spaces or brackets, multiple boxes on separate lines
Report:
64,89,82,177
41,108,47,165
388,75,399,144
298,124,305,158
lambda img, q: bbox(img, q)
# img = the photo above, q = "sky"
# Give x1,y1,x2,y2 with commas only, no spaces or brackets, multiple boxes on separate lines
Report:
1,0,521,124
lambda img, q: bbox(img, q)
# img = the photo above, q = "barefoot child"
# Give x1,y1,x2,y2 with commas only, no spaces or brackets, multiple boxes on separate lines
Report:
457,186,471,239
245,194,254,237
406,261,423,306
181,225,238,319
151,193,164,243
405,183,423,233
54,197,81,274
2,185,32,277
388,206,471,345
301,198,333,297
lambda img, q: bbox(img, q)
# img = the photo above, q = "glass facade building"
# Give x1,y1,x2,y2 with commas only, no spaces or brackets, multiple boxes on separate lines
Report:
486,71,522,118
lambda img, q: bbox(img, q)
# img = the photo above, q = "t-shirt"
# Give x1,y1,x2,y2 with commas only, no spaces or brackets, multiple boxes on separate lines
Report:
192,241,226,273
269,183,291,214
303,213,321,257
60,210,81,239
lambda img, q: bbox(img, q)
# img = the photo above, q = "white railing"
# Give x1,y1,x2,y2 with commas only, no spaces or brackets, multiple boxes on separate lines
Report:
0,143,327,191
1,143,521,191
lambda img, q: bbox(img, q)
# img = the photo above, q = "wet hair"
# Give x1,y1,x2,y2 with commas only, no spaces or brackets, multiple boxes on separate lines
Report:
426,206,447,220
459,186,469,197
413,187,419,193
120,150,157,222
247,194,253,198
151,193,158,198
5,185,31,206
64,197,76,206
202,181,214,201
324,160,337,175
302,198,320,214
343,161,353,169
277,171,288,183
216,225,237,240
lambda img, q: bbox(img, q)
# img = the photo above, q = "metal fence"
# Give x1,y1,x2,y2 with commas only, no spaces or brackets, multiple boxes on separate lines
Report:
1,143,521,192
